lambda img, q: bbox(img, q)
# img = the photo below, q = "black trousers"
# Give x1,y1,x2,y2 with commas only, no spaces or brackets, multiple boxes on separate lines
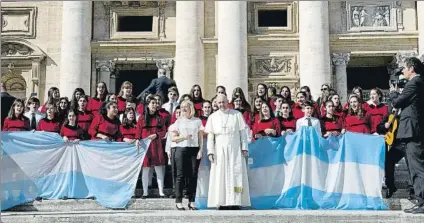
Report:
404,138,424,203
385,141,412,189
174,146,200,203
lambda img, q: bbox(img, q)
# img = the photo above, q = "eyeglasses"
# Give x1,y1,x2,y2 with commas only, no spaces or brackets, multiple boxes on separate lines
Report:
321,88,329,91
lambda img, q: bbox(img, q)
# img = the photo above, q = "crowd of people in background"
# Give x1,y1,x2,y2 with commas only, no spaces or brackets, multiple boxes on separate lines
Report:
1,67,401,209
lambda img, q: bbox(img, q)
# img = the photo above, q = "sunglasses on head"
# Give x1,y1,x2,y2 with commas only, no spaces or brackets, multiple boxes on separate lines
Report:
321,88,328,91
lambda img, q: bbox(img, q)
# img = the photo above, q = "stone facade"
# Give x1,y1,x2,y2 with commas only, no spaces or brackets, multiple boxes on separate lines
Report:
1,1,422,103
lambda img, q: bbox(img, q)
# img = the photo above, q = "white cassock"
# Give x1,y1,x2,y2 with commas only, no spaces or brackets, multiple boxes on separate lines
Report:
205,109,251,208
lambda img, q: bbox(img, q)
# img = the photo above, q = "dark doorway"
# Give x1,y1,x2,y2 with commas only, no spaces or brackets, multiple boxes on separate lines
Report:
347,66,390,90
116,70,157,98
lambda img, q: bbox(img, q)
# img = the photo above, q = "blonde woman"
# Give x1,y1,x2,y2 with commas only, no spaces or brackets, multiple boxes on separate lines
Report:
117,81,133,114
171,100,204,210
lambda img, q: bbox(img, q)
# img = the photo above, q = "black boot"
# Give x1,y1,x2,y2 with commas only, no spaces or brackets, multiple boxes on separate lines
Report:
385,187,397,198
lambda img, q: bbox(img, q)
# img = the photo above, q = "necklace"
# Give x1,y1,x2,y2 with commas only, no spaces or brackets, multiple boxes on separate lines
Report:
221,110,230,133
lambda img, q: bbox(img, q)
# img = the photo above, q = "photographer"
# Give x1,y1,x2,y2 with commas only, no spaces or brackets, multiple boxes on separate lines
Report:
389,57,424,214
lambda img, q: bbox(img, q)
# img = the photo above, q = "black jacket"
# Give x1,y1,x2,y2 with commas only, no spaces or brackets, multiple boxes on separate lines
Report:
137,76,176,102
389,75,424,139
1,92,16,127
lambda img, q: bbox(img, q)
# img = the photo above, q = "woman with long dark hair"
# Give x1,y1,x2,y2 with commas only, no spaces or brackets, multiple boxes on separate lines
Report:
231,87,251,111
320,100,343,138
119,107,137,143
256,83,269,103
342,95,371,134
279,101,296,135
40,87,60,113
344,86,368,111
190,85,204,116
292,92,307,119
280,86,294,107
88,82,109,115
3,99,30,131
327,93,344,117
251,96,264,124
366,88,388,134
316,84,331,111
89,101,121,141
170,100,204,210
135,96,167,199
57,97,70,123
76,95,94,139
252,101,281,141
231,96,252,129
70,88,86,110
60,109,84,143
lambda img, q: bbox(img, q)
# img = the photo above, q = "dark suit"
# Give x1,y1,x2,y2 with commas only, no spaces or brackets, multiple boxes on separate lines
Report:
1,92,16,127
390,74,424,203
137,76,176,102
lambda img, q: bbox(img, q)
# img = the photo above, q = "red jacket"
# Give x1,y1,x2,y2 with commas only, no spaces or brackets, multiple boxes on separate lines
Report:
118,124,137,142
89,114,121,141
2,117,30,131
87,97,105,116
136,115,167,167
60,124,84,140
343,114,371,134
252,118,281,141
320,116,343,135
37,118,61,133
365,103,388,134
279,116,296,131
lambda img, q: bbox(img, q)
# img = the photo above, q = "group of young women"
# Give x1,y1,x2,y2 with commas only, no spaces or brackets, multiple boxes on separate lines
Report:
2,80,389,209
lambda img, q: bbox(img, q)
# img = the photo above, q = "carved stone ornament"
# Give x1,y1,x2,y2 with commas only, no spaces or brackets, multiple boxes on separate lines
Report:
331,53,351,66
1,63,27,91
158,2,166,38
347,1,398,32
105,1,158,8
95,60,116,72
254,57,294,76
1,43,33,57
1,7,37,38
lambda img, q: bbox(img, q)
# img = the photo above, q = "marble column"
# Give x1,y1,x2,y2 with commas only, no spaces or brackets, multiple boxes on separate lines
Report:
331,53,350,104
95,60,115,90
299,1,331,99
217,1,248,97
175,1,204,95
31,58,42,97
59,2,92,97
418,1,424,56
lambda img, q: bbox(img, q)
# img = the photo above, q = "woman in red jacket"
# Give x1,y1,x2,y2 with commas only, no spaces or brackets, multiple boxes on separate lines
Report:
251,96,264,124
279,86,295,107
343,86,368,111
119,107,137,143
292,92,306,120
37,103,61,133
3,99,30,131
135,96,167,199
366,88,388,134
190,85,204,116
76,95,94,139
328,93,344,118
252,102,281,141
232,96,252,128
200,100,212,127
154,94,171,129
342,95,371,134
88,101,121,141
57,97,70,123
88,82,109,115
279,101,296,135
320,100,343,138
117,81,133,114
60,109,84,143
39,87,60,113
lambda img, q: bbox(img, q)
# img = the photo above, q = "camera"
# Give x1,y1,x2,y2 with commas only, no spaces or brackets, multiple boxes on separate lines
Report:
390,78,408,88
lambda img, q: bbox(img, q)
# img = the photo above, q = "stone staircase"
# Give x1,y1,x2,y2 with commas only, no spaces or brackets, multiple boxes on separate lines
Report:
3,159,424,222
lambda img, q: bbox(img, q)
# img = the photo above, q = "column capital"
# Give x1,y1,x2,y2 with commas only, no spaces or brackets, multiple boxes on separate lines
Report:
331,53,351,66
95,60,115,72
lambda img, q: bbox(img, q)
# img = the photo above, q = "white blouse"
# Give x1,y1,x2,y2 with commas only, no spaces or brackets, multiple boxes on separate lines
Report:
171,117,204,147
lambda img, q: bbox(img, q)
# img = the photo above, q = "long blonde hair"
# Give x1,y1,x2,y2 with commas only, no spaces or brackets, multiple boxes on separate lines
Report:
118,81,133,97
180,100,195,119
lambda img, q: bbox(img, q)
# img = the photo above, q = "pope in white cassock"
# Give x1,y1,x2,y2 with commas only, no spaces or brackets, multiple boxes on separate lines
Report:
205,94,251,210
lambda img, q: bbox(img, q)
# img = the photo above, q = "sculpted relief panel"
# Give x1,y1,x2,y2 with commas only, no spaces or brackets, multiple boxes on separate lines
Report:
1,7,37,38
346,1,401,32
251,56,298,77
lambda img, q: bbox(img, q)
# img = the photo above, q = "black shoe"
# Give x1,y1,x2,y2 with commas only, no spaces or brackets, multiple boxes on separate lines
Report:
232,206,241,210
176,204,185,211
385,187,397,198
34,196,42,201
62,196,68,200
412,205,424,214
404,204,421,213
141,195,148,199
218,206,227,210
159,195,166,199
169,194,176,198
188,203,198,210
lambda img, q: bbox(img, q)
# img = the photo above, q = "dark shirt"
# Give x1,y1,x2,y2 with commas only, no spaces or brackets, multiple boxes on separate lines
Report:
137,76,176,102
1,92,16,127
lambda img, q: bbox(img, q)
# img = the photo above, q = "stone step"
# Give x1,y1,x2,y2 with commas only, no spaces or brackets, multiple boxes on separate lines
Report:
2,210,424,223
4,190,416,212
